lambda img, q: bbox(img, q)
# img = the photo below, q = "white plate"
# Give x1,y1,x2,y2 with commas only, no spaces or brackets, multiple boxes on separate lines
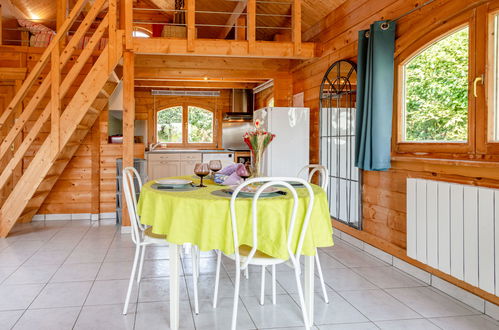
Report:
229,185,280,195
155,179,192,185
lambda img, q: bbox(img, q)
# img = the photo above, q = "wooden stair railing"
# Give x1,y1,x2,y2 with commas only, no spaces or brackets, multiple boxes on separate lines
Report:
0,0,124,237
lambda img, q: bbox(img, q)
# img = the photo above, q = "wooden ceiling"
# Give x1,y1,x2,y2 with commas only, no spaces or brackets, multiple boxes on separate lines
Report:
6,0,347,38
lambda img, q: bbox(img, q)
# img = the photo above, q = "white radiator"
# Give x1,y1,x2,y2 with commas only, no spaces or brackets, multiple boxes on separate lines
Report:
407,178,499,294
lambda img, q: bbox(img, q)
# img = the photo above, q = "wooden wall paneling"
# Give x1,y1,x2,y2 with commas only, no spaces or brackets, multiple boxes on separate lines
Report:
90,109,101,216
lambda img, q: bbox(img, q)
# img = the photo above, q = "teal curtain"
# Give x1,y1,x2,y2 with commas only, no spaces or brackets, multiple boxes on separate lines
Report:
355,20,396,171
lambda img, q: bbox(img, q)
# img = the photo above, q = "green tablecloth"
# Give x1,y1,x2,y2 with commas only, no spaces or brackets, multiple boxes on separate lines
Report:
137,176,334,260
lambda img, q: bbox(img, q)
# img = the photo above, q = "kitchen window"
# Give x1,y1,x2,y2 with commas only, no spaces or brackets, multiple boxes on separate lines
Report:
157,106,183,143
188,106,213,143
156,104,218,148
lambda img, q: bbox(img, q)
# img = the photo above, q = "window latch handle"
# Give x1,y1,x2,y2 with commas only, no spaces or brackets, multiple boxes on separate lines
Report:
473,74,484,98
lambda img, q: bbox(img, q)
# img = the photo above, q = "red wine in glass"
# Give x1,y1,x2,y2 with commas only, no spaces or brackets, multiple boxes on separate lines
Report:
194,163,210,187
236,164,251,181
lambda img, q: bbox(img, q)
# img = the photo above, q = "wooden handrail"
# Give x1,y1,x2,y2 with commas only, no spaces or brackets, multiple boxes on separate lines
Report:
0,14,111,191
0,12,110,163
0,0,107,156
0,0,90,127
51,45,61,157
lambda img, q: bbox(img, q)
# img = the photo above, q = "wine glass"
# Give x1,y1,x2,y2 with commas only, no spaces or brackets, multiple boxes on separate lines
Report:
236,164,251,181
194,163,210,187
209,160,222,177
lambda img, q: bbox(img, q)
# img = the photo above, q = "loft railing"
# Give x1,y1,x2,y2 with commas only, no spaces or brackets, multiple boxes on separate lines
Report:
129,0,304,57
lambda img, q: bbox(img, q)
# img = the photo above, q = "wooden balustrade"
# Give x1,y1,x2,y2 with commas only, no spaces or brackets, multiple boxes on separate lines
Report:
0,0,122,193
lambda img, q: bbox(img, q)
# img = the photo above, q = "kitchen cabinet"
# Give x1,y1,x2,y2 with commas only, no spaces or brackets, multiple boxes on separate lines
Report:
147,153,202,180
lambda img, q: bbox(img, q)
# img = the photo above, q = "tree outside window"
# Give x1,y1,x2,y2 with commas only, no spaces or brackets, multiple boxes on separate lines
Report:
188,106,213,143
403,27,469,142
156,105,214,145
157,106,182,143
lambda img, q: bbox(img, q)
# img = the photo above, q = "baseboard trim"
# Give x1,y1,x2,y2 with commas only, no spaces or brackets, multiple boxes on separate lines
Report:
32,212,116,221
334,227,499,321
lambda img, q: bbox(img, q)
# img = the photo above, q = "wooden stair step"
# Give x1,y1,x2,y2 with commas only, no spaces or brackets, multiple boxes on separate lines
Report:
88,107,100,114
42,175,59,183
20,207,39,218
76,124,90,131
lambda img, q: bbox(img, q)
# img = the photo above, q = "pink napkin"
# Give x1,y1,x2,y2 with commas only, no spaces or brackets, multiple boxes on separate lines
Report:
219,163,239,175
222,171,243,186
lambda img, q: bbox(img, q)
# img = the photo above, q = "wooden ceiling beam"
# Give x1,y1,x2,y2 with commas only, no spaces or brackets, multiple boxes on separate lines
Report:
133,38,315,59
134,67,286,80
3,0,29,19
134,80,259,89
218,0,247,39
134,54,292,72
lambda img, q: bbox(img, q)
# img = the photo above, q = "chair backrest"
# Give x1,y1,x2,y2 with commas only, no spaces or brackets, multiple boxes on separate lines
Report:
229,177,315,272
298,164,329,190
122,166,144,244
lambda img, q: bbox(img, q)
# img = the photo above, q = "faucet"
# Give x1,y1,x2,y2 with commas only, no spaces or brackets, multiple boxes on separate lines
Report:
149,142,163,151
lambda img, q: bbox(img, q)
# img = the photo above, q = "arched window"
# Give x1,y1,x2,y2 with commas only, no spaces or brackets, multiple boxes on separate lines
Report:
266,97,274,107
402,27,469,142
155,104,217,147
132,27,151,38
157,106,182,143
188,106,213,143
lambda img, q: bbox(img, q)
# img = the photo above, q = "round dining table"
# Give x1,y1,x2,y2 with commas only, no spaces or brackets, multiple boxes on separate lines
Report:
137,176,334,329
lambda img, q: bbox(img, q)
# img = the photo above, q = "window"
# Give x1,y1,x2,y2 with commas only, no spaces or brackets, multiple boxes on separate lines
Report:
403,27,469,142
155,104,217,147
132,29,150,38
492,14,499,141
188,106,213,143
266,97,274,107
157,106,182,143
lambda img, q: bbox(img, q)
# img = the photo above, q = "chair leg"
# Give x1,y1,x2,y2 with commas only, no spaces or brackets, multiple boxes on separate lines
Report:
213,250,222,308
293,267,311,330
244,267,249,279
136,244,147,284
192,246,199,314
231,262,241,330
260,265,266,305
315,250,329,304
123,245,141,315
272,264,276,305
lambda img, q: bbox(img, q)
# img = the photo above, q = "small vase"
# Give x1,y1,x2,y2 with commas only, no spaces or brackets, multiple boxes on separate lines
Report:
251,150,263,178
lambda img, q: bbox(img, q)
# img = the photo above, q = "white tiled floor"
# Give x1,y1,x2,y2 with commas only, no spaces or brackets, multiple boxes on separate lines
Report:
0,219,498,330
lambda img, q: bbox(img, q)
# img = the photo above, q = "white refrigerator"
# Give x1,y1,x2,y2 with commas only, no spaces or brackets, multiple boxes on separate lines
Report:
253,107,310,177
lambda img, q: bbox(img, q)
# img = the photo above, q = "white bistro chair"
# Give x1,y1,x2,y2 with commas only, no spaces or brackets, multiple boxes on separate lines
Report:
213,177,315,330
298,164,330,304
121,167,200,315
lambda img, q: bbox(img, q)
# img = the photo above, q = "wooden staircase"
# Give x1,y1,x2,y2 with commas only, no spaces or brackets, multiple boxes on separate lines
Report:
0,0,123,237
